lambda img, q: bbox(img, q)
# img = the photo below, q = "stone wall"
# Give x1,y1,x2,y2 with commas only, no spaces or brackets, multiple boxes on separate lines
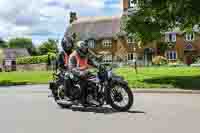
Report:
16,63,50,71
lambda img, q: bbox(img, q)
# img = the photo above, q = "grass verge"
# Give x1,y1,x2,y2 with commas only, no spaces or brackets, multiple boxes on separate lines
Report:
0,67,200,89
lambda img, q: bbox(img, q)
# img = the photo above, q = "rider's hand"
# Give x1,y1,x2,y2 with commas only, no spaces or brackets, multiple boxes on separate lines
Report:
79,66,88,71
79,70,89,77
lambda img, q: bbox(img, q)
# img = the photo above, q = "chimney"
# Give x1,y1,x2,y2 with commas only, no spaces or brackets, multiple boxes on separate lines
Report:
123,0,129,11
69,12,77,24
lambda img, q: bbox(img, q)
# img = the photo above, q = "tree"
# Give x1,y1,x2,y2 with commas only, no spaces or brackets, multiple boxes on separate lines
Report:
125,0,200,42
8,38,37,55
0,38,8,48
38,39,59,55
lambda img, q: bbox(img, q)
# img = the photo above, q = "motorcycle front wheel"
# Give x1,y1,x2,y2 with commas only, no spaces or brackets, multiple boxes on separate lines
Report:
108,83,133,112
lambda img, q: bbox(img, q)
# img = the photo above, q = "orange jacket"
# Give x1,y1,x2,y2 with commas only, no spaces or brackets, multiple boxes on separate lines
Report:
64,53,69,66
69,51,89,70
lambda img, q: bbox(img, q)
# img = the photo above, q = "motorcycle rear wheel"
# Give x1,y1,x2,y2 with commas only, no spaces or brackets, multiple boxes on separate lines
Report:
54,84,72,108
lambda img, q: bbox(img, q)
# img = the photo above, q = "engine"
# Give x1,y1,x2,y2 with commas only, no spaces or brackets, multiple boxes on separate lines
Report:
70,84,81,100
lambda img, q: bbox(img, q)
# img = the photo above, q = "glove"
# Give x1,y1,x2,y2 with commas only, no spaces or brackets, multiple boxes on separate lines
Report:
79,70,89,77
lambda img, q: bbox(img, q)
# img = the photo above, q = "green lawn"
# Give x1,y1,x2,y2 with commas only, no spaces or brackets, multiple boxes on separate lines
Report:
0,67,200,89
0,71,53,86
116,67,200,89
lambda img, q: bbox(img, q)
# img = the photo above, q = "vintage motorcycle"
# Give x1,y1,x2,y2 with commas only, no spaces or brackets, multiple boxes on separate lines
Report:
49,64,134,112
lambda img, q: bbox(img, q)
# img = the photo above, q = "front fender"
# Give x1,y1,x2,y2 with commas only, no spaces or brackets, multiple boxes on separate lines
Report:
111,76,128,86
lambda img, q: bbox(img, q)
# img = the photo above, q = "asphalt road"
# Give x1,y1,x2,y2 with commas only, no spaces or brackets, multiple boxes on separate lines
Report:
0,85,200,133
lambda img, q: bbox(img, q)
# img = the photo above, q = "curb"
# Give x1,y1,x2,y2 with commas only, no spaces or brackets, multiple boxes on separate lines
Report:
133,89,200,94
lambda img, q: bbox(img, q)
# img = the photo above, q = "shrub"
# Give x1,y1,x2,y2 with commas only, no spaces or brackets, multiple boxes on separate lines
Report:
152,56,168,66
193,57,200,64
17,53,56,65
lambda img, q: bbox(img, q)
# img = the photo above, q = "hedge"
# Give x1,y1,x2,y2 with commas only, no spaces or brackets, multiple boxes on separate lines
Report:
17,53,56,65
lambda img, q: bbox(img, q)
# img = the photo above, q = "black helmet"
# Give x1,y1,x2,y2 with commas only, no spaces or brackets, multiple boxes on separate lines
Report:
61,36,74,53
76,41,88,58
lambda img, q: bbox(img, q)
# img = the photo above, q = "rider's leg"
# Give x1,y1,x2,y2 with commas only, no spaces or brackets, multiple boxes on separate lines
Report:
79,80,88,105
64,78,72,98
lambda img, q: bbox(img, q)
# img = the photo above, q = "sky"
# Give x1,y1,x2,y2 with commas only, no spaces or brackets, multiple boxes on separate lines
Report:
0,0,123,46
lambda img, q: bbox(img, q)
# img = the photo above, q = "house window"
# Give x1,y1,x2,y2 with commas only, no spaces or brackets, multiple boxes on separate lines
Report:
103,55,112,63
129,0,138,8
128,53,134,61
102,40,112,48
165,33,176,42
127,37,135,44
127,53,137,61
166,51,177,60
88,40,95,48
185,33,195,41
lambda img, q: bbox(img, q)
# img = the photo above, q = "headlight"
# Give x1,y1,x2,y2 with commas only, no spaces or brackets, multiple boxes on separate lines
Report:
69,73,74,79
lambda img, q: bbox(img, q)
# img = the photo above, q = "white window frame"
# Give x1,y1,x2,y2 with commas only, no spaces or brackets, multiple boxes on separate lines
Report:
165,34,170,42
185,33,195,41
166,51,177,60
103,55,112,63
127,37,135,44
88,40,95,48
171,34,176,42
165,33,176,42
5,60,12,66
102,40,112,48
129,0,138,8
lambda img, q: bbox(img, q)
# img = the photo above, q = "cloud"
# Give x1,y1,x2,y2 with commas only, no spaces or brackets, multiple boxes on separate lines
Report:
0,0,122,44
45,0,70,10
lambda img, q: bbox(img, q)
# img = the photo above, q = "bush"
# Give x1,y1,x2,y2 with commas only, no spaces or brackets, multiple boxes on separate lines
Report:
152,56,168,66
194,57,200,64
17,53,56,65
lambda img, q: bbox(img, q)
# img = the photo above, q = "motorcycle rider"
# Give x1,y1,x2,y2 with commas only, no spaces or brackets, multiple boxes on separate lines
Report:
57,36,74,70
57,36,74,98
68,40,100,105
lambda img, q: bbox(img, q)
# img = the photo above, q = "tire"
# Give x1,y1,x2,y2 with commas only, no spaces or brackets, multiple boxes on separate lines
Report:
56,101,72,109
109,83,133,112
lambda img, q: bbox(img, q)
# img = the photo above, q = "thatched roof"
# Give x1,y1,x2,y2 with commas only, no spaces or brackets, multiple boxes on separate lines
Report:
2,48,29,60
65,16,121,40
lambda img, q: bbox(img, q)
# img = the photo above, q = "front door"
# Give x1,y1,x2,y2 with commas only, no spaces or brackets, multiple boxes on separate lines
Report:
184,50,197,65
186,55,193,65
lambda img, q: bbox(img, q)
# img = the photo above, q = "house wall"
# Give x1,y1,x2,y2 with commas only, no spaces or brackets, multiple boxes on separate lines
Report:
91,38,118,61
163,33,200,64
90,33,200,65
91,37,156,66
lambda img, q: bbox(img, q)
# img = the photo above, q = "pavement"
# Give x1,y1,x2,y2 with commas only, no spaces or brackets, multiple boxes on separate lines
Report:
0,85,200,133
